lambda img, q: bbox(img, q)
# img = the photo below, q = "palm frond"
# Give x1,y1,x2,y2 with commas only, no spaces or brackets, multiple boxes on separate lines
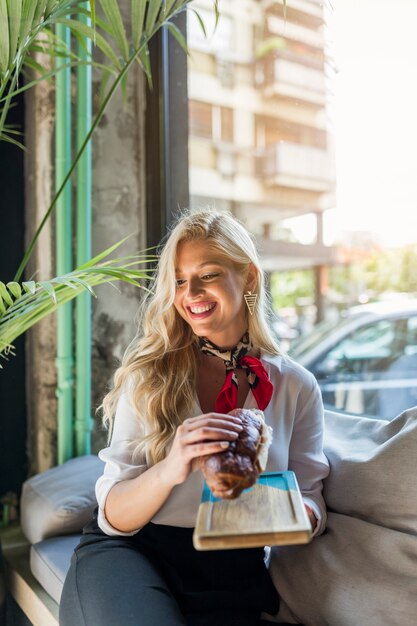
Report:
0,1,10,74
165,21,188,54
100,0,129,60
0,246,155,358
131,0,147,50
145,1,162,37
3,0,217,281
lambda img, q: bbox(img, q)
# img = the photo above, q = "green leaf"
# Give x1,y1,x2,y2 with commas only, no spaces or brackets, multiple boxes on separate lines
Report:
191,8,206,38
100,0,129,60
132,0,147,50
137,45,152,88
165,0,178,16
22,281,36,294
145,0,161,36
55,18,121,69
58,279,79,290
0,282,13,306
33,0,49,27
6,282,22,299
24,54,52,78
19,0,38,47
77,237,131,269
88,0,95,29
0,132,26,150
3,61,93,102
6,0,22,71
213,0,220,31
53,275,96,296
0,0,10,73
45,0,59,17
39,281,57,304
98,66,113,105
1,254,154,357
165,21,188,54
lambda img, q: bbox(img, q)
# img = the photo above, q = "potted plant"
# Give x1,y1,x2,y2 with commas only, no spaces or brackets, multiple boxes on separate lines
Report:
0,0,218,361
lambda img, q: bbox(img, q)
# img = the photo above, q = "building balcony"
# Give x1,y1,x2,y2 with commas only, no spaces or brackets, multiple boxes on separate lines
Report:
258,142,335,192
266,14,325,50
257,237,339,272
262,58,326,105
263,0,324,24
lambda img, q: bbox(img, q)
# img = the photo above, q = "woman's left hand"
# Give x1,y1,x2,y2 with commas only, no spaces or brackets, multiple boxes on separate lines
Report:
305,504,317,531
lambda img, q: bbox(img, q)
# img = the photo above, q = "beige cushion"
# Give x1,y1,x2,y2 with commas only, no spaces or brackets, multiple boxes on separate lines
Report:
267,408,417,626
20,455,103,544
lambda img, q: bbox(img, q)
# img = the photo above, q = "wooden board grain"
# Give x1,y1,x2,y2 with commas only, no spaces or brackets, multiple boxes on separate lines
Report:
193,471,312,550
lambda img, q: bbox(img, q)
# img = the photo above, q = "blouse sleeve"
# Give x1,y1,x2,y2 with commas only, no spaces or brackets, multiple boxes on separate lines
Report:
288,373,329,536
95,391,148,536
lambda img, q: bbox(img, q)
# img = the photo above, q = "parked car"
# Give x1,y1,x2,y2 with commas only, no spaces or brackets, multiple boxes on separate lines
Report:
288,299,417,420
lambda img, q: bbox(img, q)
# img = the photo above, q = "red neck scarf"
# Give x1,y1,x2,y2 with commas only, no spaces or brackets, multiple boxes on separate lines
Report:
198,332,273,413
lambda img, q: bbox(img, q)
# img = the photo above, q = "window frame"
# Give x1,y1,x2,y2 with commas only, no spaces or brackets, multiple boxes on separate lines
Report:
145,12,190,248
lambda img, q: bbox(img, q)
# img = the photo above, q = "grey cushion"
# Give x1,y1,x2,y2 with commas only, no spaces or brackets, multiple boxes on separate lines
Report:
267,408,417,626
30,535,81,604
20,455,104,544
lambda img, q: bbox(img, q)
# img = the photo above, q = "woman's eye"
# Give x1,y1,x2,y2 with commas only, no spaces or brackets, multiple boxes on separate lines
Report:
202,273,219,280
175,279,186,288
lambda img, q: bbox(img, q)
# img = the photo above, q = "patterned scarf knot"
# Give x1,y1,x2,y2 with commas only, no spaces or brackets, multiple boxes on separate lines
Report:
198,332,273,413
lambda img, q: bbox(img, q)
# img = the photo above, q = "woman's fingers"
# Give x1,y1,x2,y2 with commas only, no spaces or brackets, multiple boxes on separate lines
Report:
182,414,243,435
178,425,240,446
183,413,242,428
170,413,243,473
188,440,232,459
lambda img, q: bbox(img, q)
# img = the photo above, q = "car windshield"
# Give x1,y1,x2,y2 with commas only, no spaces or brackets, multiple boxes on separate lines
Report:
290,309,417,420
288,315,355,359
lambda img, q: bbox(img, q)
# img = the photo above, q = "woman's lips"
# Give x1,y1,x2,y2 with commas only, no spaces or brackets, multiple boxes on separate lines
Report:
187,302,217,319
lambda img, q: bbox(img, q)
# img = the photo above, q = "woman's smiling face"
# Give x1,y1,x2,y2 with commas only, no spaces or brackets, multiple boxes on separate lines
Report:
173,239,254,347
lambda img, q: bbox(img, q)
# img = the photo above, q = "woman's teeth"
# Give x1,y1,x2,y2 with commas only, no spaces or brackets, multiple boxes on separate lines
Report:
190,303,215,314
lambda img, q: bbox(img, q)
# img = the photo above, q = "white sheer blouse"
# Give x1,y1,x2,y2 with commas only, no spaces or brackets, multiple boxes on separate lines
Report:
96,353,330,537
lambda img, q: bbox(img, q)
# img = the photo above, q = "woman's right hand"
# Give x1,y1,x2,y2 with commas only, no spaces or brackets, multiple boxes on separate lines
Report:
160,413,243,486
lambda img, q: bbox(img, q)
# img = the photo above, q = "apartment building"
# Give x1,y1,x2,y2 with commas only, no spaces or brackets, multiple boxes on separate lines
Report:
187,0,337,301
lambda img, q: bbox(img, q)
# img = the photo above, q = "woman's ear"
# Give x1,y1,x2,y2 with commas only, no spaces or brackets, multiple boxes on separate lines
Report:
245,263,258,293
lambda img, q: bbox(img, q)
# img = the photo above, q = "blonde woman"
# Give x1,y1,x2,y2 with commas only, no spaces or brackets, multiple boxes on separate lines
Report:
60,210,329,626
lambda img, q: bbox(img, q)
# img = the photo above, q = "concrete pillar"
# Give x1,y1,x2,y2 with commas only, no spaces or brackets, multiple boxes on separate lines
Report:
24,54,57,474
24,4,147,470
90,63,147,452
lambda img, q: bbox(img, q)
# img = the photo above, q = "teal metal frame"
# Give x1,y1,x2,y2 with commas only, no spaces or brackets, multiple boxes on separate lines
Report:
55,22,74,464
75,4,93,456
55,7,93,463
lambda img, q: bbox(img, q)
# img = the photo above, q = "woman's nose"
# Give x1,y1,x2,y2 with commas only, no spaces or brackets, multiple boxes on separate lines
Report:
187,277,203,297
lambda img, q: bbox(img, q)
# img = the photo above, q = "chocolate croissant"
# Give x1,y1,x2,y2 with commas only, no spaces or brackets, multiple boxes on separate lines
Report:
199,408,272,499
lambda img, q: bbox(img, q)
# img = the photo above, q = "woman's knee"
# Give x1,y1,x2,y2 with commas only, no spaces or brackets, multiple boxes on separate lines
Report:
60,538,187,626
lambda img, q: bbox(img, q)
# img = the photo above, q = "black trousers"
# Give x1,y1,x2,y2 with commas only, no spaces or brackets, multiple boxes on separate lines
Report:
59,522,280,626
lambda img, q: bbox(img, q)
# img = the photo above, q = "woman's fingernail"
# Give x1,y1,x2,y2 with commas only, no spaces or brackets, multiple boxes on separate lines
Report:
220,442,230,448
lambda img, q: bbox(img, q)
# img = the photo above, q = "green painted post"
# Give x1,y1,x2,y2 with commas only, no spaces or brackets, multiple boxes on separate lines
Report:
75,3,94,455
55,22,74,464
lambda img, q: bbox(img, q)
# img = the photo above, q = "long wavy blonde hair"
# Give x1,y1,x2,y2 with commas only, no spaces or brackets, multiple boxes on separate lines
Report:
102,210,280,464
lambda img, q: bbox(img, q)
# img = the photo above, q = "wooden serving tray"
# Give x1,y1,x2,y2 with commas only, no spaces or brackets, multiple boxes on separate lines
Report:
193,471,312,550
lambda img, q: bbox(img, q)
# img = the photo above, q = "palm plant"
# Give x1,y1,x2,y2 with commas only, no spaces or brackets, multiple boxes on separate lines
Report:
0,0,218,361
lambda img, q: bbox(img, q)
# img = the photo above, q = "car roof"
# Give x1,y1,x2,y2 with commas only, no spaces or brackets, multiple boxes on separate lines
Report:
348,298,417,317
289,298,417,363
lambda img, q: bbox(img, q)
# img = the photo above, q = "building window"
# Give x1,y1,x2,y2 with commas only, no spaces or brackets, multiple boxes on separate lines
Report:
189,101,234,144
189,100,212,139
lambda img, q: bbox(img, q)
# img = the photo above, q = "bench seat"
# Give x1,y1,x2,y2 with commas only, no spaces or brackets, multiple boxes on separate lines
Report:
30,535,81,605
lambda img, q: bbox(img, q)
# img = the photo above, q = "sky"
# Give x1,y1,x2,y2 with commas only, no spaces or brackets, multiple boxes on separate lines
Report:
326,0,417,247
